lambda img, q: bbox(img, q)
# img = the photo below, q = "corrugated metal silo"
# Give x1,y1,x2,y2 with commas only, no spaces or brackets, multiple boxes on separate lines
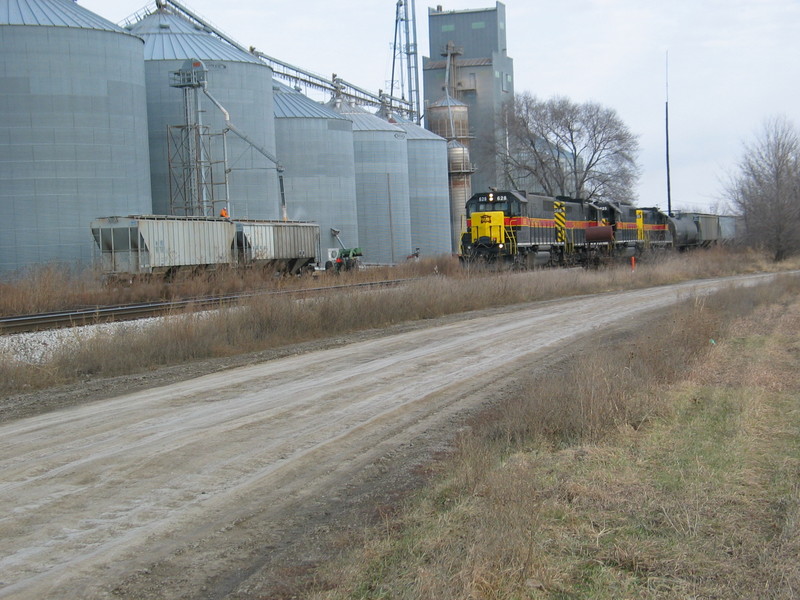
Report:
447,140,473,249
382,112,451,257
328,101,411,265
426,96,475,250
0,0,152,275
273,83,359,255
127,8,279,219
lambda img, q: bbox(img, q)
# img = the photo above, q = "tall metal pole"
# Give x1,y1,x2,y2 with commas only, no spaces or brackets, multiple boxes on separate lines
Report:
403,0,421,124
390,0,402,109
195,85,211,215
665,51,673,217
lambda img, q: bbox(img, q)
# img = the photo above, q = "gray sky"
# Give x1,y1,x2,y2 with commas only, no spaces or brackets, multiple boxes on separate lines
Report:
79,0,800,213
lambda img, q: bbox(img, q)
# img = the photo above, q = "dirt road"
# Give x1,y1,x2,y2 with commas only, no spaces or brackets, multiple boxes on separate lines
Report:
0,274,781,599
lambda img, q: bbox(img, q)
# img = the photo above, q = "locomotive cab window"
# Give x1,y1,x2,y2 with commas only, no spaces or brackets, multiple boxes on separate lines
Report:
467,198,519,216
466,192,525,216
467,199,509,216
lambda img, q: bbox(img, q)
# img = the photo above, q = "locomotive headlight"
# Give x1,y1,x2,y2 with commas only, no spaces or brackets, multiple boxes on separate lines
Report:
498,243,504,249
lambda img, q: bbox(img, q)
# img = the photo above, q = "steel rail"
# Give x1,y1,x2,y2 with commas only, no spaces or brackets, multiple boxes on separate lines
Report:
0,278,418,335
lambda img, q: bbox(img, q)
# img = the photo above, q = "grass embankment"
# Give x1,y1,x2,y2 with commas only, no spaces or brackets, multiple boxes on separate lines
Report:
308,275,800,599
0,249,796,398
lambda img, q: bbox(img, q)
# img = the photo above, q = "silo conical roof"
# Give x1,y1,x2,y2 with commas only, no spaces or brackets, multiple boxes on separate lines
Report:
127,9,261,63
273,83,350,120
382,110,446,141
329,101,405,133
428,95,468,109
1,0,126,31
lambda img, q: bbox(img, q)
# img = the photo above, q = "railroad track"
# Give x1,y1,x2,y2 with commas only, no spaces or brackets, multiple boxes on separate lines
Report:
0,278,417,335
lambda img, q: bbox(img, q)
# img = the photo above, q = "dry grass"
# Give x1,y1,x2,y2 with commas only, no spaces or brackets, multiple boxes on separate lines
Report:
0,258,438,317
309,275,800,600
1,249,797,398
0,247,792,317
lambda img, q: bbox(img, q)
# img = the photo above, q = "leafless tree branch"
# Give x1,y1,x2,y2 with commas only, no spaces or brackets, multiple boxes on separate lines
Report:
500,94,640,204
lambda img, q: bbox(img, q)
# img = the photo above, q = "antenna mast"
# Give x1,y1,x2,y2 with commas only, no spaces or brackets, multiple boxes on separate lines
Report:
390,0,421,123
403,0,421,123
665,51,673,216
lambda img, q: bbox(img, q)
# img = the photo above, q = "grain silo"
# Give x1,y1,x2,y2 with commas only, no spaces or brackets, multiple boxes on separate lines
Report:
380,111,451,257
447,140,473,248
426,95,475,251
328,101,412,265
272,83,359,255
0,0,152,275
127,8,279,219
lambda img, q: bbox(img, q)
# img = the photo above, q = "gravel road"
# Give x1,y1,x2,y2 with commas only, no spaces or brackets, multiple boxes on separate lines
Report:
0,273,783,599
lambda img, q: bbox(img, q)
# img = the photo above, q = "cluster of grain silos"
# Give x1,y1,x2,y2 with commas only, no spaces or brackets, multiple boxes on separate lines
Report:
0,0,453,276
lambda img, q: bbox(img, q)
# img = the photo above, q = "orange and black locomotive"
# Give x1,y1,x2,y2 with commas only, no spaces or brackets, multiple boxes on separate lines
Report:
460,190,672,267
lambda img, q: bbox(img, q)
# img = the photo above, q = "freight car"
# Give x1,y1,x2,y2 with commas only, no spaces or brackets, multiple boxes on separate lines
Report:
668,211,741,248
460,190,671,267
91,215,320,278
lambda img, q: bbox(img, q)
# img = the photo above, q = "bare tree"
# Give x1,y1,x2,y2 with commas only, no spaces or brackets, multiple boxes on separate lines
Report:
500,93,640,204
727,117,800,261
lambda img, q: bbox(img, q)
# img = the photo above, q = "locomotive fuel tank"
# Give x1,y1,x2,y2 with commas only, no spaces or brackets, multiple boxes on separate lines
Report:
585,225,614,243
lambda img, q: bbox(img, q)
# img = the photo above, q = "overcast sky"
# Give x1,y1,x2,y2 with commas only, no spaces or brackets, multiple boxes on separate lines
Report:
79,0,800,213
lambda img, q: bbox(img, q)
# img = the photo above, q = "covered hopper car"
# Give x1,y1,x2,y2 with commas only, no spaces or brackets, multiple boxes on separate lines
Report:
91,215,320,278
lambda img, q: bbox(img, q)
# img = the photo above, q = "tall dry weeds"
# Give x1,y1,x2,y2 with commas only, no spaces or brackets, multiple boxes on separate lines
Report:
0,248,793,317
1,250,796,398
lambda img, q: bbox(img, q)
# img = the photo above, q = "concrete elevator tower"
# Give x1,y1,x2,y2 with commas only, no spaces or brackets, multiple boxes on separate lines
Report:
423,2,514,196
